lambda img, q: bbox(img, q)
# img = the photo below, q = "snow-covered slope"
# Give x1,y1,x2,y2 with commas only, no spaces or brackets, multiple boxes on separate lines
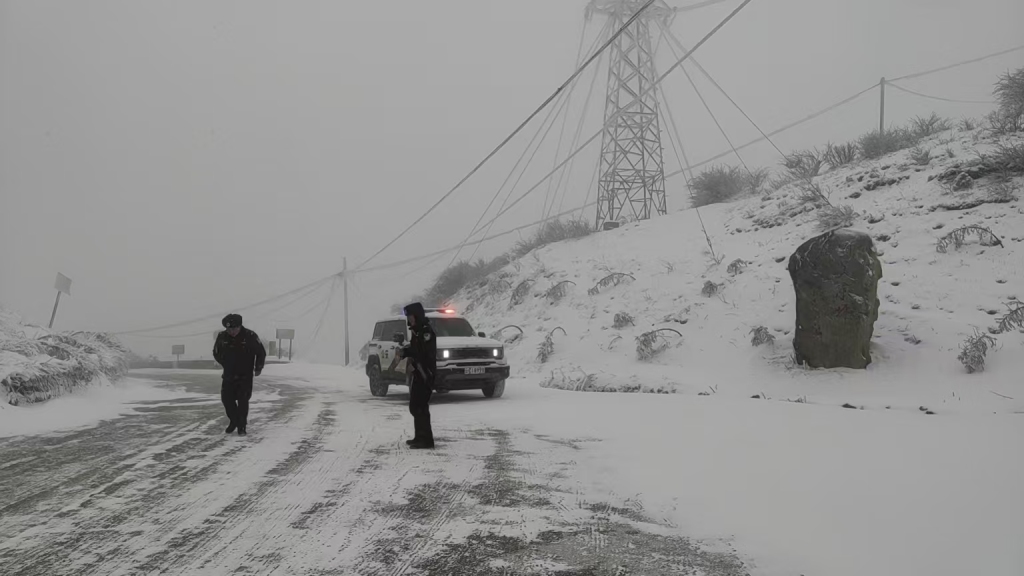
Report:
455,128,1024,415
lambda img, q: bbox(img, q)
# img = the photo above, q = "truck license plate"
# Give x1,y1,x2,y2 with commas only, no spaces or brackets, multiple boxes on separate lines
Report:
464,366,485,375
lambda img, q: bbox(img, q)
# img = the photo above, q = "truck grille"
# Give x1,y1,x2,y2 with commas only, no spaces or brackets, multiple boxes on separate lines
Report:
448,348,491,360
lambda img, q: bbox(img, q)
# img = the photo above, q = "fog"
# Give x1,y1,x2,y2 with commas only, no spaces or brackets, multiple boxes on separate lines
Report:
2,0,1021,362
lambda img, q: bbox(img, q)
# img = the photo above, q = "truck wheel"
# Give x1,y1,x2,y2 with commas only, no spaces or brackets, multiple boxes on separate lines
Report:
482,379,505,398
368,364,388,397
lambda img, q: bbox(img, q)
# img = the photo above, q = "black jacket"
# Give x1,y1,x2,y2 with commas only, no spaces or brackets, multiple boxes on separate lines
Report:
213,328,266,379
401,304,436,382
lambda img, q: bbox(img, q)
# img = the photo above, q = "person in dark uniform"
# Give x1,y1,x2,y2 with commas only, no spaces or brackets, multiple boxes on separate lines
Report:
398,303,436,449
213,313,266,436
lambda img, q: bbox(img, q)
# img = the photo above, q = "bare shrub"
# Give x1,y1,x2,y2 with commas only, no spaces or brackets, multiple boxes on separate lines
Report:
859,127,917,159
909,145,932,165
958,331,996,374
635,329,681,361
613,312,635,329
781,149,824,180
816,204,857,232
701,280,722,297
537,334,554,363
989,179,1020,203
995,301,1024,334
726,258,748,276
587,273,635,296
544,280,576,302
491,325,524,344
509,280,532,308
690,165,746,207
749,326,775,347
992,67,1024,133
958,117,977,131
908,113,952,139
823,141,859,168
512,219,593,259
796,181,831,207
935,225,1003,253
988,142,1024,175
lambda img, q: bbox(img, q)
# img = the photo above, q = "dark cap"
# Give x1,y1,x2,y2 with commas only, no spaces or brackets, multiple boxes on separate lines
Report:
222,313,243,329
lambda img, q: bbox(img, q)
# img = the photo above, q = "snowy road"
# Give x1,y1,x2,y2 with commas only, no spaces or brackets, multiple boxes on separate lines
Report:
0,370,748,576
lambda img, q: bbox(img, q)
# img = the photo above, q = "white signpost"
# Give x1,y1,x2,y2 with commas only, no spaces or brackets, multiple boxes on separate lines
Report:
276,328,295,361
171,344,185,368
49,273,72,329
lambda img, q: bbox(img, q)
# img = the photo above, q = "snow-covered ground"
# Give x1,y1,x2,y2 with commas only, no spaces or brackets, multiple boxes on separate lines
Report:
5,364,1015,575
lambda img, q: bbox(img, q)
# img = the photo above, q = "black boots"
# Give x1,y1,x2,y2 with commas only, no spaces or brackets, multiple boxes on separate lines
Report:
238,427,247,436
226,422,237,434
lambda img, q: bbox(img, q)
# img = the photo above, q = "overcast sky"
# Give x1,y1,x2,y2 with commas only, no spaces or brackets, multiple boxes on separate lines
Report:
2,0,1022,361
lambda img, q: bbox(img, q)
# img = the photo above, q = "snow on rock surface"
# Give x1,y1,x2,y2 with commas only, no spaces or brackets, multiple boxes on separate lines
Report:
0,307,129,405
453,128,1024,414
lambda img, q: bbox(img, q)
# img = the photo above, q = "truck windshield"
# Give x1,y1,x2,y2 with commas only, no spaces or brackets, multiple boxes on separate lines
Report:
429,317,476,337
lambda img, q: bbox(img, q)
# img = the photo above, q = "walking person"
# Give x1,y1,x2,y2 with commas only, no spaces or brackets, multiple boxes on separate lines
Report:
213,313,266,436
398,303,436,449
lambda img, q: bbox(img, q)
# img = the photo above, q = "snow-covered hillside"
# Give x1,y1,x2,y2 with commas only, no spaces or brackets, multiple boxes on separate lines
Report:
456,128,1024,415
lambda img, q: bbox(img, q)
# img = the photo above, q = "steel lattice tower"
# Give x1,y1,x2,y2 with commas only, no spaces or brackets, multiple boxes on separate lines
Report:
589,0,674,229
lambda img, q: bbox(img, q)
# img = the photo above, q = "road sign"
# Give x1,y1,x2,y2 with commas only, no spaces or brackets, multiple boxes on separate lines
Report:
54,273,73,295
171,345,185,355
276,328,295,340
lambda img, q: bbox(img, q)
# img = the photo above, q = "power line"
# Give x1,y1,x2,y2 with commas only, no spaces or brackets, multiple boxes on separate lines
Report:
660,22,786,158
112,275,335,335
890,43,1024,83
664,81,878,180
887,82,994,105
661,34,752,174
354,0,657,272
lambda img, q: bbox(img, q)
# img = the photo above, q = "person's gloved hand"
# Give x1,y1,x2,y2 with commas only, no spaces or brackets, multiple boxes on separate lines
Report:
255,370,262,377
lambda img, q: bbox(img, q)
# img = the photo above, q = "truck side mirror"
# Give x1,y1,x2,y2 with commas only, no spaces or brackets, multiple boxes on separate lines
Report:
392,332,406,344
478,332,486,338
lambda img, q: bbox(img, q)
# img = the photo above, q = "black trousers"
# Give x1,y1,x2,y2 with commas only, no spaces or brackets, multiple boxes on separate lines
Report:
222,376,254,428
409,373,434,443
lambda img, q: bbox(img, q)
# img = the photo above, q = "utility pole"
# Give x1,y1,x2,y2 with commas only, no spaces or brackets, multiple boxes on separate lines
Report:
343,257,350,366
879,77,886,134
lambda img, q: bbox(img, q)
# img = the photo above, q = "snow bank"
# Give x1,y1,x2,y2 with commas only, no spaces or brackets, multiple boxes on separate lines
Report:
0,307,129,405
452,128,1024,413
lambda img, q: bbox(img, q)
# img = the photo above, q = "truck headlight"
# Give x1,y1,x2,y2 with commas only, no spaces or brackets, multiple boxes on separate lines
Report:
437,349,450,360
493,348,503,359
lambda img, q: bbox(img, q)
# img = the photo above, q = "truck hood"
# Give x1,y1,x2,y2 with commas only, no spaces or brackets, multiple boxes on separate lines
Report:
435,336,504,349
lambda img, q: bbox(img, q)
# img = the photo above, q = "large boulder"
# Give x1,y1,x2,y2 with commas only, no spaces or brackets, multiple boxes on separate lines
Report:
787,229,882,369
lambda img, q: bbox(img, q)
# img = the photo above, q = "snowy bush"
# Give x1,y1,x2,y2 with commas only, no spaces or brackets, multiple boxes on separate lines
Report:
1,309,129,405
824,141,859,168
935,225,1003,253
587,273,635,296
988,179,1020,203
958,331,996,374
701,281,722,298
816,204,858,232
536,327,565,364
909,145,932,166
512,219,592,259
958,117,978,131
509,280,532,308
988,142,1024,175
991,67,1024,133
859,128,915,159
726,258,748,276
749,326,775,347
995,301,1024,334
690,165,765,207
781,149,824,180
544,280,576,303
908,113,952,140
635,329,680,361
613,312,635,329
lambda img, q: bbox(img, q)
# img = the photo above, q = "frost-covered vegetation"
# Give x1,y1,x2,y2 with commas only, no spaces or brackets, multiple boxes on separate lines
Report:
1,307,129,405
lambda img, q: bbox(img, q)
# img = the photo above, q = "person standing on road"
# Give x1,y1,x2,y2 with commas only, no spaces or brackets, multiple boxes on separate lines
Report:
213,313,266,436
398,303,436,449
